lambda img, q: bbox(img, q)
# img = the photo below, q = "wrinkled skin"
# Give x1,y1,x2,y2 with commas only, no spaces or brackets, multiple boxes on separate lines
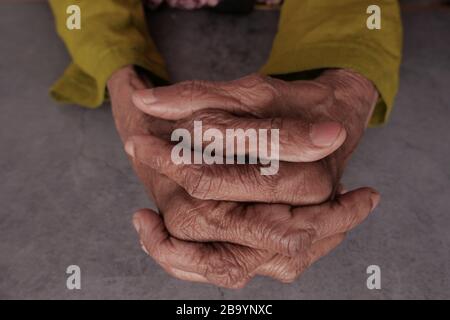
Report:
130,70,379,205
109,66,380,288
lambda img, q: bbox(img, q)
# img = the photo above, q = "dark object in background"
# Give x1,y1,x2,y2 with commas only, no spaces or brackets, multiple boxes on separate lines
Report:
212,0,256,14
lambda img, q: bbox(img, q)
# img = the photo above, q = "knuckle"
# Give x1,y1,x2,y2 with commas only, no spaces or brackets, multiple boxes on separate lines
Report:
282,228,315,256
163,200,206,241
291,211,319,246
184,166,211,200
260,171,282,200
205,249,249,289
294,227,316,253
310,82,336,107
242,73,271,88
172,202,229,241
163,207,193,240
303,211,322,235
237,74,279,111
299,162,334,204
179,80,210,101
256,79,279,106
202,202,227,228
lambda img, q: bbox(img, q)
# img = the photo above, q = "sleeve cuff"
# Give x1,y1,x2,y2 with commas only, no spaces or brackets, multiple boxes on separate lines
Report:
50,46,170,108
260,40,401,126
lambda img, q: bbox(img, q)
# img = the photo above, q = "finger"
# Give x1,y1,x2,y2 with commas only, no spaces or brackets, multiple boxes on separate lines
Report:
291,188,380,243
160,192,342,258
130,139,377,258
256,233,346,283
307,234,346,266
221,187,378,257
127,135,338,257
132,80,242,120
133,208,265,289
138,238,209,284
135,186,378,260
175,110,347,162
130,170,330,257
125,135,334,205
132,74,334,120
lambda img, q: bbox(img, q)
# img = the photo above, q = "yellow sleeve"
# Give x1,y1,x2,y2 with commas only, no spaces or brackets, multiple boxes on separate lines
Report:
49,0,169,108
261,0,402,126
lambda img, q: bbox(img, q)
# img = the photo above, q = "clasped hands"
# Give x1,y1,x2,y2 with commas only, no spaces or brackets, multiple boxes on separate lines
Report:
108,66,380,288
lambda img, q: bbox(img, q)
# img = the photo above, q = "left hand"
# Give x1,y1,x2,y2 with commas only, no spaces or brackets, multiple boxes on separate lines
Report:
130,69,379,204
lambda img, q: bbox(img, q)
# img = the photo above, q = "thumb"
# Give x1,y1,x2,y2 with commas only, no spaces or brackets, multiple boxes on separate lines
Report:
175,110,347,162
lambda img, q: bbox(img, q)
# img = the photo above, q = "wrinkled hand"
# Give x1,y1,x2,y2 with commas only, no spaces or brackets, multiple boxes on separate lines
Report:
131,70,378,205
109,66,379,288
133,186,377,287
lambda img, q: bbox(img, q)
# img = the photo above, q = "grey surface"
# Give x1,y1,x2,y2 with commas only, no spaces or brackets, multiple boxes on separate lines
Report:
0,3,449,300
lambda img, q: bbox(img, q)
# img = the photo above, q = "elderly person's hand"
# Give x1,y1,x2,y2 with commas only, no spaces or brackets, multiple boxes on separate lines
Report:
130,69,378,205
110,66,380,288
132,186,378,287
127,134,379,288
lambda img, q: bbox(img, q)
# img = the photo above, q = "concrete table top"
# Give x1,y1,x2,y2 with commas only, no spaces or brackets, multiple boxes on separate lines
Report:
0,2,448,299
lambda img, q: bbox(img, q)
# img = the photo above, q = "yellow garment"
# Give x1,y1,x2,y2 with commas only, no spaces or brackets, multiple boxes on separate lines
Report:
49,0,402,125
49,0,169,107
261,1,402,126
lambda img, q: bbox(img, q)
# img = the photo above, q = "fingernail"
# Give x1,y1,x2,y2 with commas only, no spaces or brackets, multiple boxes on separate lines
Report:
140,240,149,255
370,192,381,211
125,140,135,158
137,90,157,105
132,216,141,234
310,121,343,147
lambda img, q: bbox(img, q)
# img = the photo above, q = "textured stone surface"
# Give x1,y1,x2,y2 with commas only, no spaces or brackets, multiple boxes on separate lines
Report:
0,3,448,299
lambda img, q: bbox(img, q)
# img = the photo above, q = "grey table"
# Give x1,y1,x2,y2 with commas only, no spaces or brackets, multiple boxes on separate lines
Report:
0,2,449,299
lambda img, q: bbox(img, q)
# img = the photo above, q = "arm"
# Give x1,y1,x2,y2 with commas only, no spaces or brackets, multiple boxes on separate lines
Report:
48,0,169,108
261,0,402,126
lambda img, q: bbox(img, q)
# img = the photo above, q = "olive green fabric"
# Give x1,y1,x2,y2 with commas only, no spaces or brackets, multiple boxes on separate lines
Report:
261,0,402,126
49,0,169,108
49,0,402,125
